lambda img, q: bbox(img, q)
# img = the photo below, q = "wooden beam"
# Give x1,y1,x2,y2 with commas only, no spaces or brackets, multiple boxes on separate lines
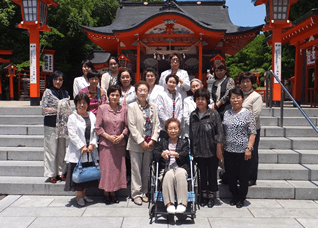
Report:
299,38,318,50
198,41,203,82
290,26,318,45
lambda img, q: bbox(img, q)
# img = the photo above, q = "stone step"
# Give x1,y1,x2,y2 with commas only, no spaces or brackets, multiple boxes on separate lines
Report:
0,115,43,125
261,107,318,117
0,147,43,161
259,137,318,150
0,135,43,147
261,126,318,137
0,125,44,135
0,107,42,115
1,160,317,181
259,149,318,164
0,161,43,177
0,176,316,200
260,116,318,126
257,164,318,181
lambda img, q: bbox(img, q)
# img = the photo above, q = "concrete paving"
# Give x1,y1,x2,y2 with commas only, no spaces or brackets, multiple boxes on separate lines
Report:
1,195,318,228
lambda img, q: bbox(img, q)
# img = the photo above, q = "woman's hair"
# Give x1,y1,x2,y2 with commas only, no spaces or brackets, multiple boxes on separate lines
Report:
117,67,136,87
134,80,150,92
107,85,122,98
74,93,90,108
193,88,211,106
86,70,101,80
47,70,65,89
229,88,244,99
164,118,181,131
214,64,230,79
143,67,158,81
190,78,202,86
169,53,182,64
80,60,94,73
165,74,179,84
239,72,256,84
109,56,119,65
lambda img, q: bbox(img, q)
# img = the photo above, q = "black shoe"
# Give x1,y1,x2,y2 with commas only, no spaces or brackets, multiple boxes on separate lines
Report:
207,198,214,208
200,198,208,207
229,198,237,206
104,195,111,205
236,200,244,208
110,195,119,204
248,180,256,186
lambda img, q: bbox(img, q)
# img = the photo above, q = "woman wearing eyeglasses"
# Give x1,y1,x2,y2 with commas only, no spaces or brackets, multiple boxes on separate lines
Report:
127,81,160,205
159,53,190,101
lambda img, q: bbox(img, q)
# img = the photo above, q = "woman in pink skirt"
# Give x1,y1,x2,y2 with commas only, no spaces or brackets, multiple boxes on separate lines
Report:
95,85,128,204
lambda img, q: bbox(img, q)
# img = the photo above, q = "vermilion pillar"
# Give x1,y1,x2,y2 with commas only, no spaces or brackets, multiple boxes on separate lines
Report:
136,41,141,82
294,41,302,101
198,41,203,81
29,28,41,104
271,28,283,101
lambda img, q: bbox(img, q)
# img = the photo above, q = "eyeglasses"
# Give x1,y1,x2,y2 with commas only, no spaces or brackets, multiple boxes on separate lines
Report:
171,58,180,63
230,97,242,101
138,89,148,93
191,84,201,89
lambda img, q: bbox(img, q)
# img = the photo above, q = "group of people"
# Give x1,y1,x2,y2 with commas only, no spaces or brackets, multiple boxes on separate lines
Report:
41,53,262,213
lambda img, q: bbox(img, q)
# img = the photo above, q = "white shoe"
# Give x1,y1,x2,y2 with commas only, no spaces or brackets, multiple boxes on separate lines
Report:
167,205,176,214
84,196,94,203
176,204,186,214
77,198,85,207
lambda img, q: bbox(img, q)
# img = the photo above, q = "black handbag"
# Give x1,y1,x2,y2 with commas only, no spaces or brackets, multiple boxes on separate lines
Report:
72,153,101,183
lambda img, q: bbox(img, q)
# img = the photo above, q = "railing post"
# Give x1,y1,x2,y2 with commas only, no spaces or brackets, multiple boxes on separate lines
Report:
269,72,273,108
280,85,284,127
265,72,269,107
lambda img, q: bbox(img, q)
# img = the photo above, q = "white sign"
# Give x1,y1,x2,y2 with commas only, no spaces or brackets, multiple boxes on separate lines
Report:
274,42,282,84
306,49,315,65
30,44,37,84
43,54,53,72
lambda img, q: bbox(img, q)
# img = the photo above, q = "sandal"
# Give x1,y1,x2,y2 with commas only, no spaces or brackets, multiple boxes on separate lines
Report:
49,177,57,183
104,193,111,205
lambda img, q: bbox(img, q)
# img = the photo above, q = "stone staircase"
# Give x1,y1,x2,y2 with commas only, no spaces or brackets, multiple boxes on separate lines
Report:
0,102,317,199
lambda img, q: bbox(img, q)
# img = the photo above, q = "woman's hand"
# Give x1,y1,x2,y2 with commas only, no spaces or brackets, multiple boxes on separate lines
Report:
87,144,95,153
147,140,155,149
212,103,217,110
216,143,223,160
81,146,89,154
107,134,118,144
245,148,252,160
139,141,149,150
114,134,124,144
161,150,170,160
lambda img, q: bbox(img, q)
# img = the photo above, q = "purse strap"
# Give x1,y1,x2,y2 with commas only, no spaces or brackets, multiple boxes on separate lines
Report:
78,152,99,168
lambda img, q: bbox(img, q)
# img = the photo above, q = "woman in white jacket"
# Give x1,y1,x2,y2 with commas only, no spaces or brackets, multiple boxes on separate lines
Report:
64,93,99,207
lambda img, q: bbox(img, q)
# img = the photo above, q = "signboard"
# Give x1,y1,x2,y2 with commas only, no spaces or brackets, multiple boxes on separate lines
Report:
306,49,315,65
274,42,281,84
43,54,53,72
30,44,37,84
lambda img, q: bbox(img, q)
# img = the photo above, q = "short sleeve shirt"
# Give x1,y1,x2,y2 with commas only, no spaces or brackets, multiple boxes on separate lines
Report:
223,108,257,153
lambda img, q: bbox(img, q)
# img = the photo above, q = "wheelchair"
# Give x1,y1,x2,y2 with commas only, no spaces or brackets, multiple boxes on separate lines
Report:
148,148,200,223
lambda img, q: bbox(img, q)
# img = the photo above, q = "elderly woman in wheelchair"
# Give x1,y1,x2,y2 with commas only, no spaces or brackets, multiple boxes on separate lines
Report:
152,118,190,214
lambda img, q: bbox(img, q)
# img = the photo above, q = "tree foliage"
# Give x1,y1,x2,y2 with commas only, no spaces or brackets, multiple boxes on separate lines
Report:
226,0,318,82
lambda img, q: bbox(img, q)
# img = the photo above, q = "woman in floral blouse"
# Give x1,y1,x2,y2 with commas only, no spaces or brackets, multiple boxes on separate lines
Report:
223,88,256,209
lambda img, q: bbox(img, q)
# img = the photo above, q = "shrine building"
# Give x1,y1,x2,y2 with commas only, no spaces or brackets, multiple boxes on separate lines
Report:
80,0,263,82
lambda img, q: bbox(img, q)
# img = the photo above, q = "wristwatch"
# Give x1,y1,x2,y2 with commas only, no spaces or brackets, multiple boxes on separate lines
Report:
247,146,253,151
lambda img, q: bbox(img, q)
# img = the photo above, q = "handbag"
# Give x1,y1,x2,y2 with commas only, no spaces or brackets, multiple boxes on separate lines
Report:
72,153,101,183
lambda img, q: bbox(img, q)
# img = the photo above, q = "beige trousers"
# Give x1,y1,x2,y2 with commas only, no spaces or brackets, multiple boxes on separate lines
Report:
162,168,188,206
44,126,67,178
130,150,152,199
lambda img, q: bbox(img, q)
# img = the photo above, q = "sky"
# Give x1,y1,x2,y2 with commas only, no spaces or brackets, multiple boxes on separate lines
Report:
226,0,266,27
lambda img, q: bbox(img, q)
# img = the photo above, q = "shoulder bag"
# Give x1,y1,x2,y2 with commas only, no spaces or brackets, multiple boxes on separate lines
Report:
72,153,101,183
